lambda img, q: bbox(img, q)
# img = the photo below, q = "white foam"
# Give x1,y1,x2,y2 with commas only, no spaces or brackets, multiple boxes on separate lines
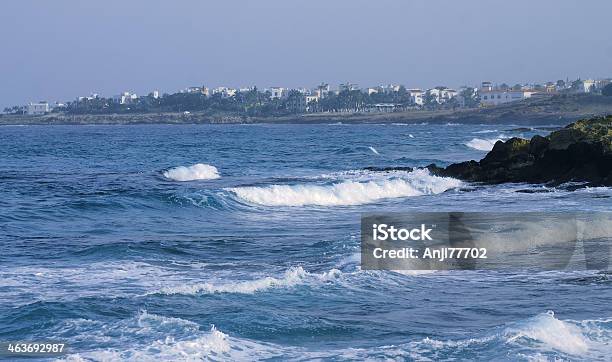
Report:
368,146,380,155
156,267,342,295
163,163,220,181
465,135,508,151
474,129,499,134
408,134,414,138
60,325,235,362
505,311,590,356
228,169,461,206
55,310,612,362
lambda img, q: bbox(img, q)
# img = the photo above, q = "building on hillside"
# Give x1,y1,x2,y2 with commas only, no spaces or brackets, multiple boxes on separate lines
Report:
427,87,457,104
77,93,99,101
440,88,457,101
26,101,49,115
293,87,311,95
212,87,236,98
480,89,537,106
407,89,424,106
113,92,138,104
269,87,286,99
581,79,598,93
366,84,401,95
338,82,359,92
315,83,330,98
382,84,401,93
481,81,493,92
186,86,210,96
239,86,255,93
305,94,319,104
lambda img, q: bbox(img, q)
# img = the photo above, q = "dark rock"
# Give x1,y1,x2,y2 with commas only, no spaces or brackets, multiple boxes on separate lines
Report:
433,115,612,186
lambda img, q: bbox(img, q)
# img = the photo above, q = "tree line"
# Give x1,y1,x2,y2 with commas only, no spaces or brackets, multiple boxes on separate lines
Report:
4,86,482,116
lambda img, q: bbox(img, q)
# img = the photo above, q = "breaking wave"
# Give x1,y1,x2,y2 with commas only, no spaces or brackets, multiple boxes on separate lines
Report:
368,146,380,155
153,267,343,295
410,311,610,359
505,311,590,356
227,169,462,206
163,163,220,181
58,310,612,361
465,135,508,151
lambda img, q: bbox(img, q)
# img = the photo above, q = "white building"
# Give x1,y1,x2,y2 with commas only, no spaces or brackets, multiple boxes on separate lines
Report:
426,87,457,104
239,86,255,93
26,101,49,115
269,87,286,99
480,90,536,106
114,91,138,104
211,87,236,98
339,82,359,92
381,84,401,94
305,94,319,103
581,79,597,93
407,89,424,106
315,83,330,98
186,86,202,93
366,87,379,95
440,88,458,101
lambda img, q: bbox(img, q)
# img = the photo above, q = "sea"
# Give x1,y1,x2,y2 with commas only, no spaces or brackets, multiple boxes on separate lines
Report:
0,123,610,361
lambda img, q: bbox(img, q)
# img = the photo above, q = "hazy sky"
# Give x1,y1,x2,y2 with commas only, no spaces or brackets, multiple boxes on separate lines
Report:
1,0,612,108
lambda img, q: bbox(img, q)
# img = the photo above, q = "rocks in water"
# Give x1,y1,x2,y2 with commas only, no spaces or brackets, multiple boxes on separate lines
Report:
429,115,612,186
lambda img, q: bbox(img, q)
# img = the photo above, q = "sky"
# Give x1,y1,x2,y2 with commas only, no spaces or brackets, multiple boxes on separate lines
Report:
1,0,612,108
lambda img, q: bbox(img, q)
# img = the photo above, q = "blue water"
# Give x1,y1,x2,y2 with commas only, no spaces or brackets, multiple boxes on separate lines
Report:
0,123,610,361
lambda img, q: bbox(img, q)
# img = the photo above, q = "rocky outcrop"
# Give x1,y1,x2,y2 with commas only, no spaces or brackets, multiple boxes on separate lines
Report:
428,115,612,186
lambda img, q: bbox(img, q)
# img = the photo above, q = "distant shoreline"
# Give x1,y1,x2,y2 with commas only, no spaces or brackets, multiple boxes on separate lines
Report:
2,94,612,126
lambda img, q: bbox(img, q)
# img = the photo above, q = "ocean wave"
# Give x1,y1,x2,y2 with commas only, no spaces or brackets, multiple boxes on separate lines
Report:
57,312,243,362
368,146,380,155
58,311,611,361
0,261,184,304
505,311,590,356
227,169,462,206
465,135,508,151
163,163,220,181
153,266,342,295
409,311,611,359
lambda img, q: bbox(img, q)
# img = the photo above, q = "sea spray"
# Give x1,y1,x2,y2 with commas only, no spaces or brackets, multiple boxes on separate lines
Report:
163,163,220,181
153,267,343,295
465,135,509,151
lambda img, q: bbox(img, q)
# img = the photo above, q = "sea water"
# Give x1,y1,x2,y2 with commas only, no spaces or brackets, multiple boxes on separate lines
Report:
0,123,610,361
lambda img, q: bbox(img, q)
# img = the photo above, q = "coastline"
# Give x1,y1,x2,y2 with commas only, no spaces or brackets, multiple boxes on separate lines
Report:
3,94,612,126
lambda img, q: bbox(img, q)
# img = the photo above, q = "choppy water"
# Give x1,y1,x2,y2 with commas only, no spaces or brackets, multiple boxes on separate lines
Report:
0,123,611,361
